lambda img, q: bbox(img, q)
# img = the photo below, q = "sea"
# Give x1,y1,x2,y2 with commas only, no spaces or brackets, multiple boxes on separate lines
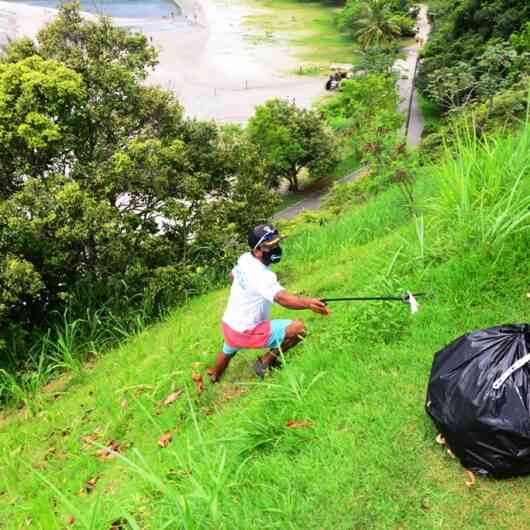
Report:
6,0,181,19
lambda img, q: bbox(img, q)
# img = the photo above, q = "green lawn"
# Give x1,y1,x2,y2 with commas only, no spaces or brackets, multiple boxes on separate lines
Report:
1,127,530,529
243,0,356,73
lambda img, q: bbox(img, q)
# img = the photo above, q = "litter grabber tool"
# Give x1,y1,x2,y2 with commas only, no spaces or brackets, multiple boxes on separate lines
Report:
321,292,426,314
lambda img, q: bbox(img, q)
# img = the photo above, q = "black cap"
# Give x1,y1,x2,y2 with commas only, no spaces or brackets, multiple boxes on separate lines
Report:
247,224,281,249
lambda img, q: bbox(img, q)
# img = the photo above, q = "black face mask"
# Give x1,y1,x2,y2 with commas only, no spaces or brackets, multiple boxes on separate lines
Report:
262,245,282,266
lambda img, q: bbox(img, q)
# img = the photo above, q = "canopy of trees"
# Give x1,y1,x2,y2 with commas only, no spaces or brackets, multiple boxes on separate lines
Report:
0,3,277,363
418,0,530,114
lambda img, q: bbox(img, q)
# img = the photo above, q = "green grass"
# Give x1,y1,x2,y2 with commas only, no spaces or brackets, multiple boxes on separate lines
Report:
243,0,355,72
1,126,530,529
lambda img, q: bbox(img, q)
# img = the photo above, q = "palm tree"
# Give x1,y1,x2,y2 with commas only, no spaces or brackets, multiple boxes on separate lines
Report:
351,0,401,49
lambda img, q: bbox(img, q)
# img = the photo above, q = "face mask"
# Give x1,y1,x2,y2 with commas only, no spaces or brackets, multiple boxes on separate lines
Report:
262,245,282,266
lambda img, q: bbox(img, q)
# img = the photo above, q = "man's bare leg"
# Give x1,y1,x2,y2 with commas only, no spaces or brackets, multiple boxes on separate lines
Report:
207,351,233,383
260,320,306,369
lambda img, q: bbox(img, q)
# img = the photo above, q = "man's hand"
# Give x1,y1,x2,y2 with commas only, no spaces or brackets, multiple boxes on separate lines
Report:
308,298,331,315
274,291,331,315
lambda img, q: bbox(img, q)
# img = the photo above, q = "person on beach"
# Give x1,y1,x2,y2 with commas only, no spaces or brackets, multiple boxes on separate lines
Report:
207,224,331,382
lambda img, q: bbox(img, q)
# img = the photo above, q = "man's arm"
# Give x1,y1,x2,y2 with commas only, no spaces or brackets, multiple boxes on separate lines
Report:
228,271,234,283
274,290,330,315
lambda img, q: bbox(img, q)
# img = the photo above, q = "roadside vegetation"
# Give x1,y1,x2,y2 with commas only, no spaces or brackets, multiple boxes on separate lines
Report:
418,0,530,152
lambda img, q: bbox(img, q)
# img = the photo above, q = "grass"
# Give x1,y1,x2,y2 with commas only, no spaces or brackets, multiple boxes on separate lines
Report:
1,125,530,528
243,0,355,72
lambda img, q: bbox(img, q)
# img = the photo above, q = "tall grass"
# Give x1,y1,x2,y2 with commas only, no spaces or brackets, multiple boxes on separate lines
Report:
429,124,530,251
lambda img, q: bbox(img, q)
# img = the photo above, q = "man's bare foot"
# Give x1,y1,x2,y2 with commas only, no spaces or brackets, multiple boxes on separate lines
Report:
207,368,218,384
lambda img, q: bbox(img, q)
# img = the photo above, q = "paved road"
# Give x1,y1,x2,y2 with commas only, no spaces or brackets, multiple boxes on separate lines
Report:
274,166,368,220
395,4,431,147
275,4,431,220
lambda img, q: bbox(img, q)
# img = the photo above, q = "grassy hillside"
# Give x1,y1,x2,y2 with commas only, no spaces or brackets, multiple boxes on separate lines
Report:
1,126,529,529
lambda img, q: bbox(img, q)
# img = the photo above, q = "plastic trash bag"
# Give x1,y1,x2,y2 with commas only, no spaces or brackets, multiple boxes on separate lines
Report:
426,324,530,478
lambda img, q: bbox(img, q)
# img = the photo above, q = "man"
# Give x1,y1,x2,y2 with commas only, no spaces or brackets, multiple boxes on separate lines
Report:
207,224,330,382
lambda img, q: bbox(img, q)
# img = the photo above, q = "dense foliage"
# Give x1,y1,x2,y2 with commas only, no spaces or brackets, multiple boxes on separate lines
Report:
418,0,530,136
247,99,339,191
0,3,277,368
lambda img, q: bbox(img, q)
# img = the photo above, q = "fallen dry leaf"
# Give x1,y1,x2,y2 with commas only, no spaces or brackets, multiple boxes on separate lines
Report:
465,469,476,488
67,515,76,525
222,387,248,402
192,372,204,394
134,385,147,396
81,432,100,450
285,420,313,429
85,477,98,491
95,440,125,461
78,475,100,496
158,431,172,448
163,390,183,406
120,398,129,410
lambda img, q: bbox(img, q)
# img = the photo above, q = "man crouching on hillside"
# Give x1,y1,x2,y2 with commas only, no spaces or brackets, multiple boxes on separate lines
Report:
207,224,330,382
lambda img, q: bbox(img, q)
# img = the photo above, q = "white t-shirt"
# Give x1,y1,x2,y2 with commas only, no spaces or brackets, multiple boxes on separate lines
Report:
222,252,284,332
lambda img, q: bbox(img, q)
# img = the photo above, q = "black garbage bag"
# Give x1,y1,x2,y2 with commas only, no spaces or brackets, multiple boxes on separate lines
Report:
426,324,530,478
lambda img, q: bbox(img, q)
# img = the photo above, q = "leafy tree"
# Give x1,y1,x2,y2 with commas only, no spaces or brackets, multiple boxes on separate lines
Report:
353,44,400,75
0,56,85,197
340,0,403,48
247,99,338,191
423,43,530,112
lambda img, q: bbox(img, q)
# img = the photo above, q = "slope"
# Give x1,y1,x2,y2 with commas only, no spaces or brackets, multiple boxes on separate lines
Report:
0,126,529,529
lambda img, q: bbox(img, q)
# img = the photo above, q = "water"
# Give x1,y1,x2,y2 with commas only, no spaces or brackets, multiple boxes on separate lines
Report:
6,0,181,19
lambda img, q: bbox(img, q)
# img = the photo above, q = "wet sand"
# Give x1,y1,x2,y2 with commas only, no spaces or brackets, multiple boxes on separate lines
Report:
0,0,325,123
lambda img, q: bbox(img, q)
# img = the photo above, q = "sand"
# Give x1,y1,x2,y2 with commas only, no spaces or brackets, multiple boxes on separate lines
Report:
0,0,325,123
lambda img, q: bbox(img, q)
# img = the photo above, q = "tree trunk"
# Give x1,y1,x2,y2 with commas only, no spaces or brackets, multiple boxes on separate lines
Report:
288,172,299,192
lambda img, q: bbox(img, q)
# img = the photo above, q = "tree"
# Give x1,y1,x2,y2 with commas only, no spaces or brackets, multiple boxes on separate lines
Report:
0,56,85,197
349,0,402,48
247,99,338,191
353,44,400,75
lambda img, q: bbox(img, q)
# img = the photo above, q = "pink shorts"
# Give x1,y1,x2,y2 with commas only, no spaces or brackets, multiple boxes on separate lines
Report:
221,320,292,355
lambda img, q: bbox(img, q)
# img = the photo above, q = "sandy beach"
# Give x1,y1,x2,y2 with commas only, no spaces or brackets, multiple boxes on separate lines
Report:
0,0,325,123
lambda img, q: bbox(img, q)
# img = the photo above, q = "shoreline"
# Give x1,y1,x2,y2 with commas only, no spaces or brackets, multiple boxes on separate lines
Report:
0,0,325,123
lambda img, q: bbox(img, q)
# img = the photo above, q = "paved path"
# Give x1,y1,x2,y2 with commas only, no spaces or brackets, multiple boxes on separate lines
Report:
395,4,431,147
274,166,368,220
275,4,431,220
